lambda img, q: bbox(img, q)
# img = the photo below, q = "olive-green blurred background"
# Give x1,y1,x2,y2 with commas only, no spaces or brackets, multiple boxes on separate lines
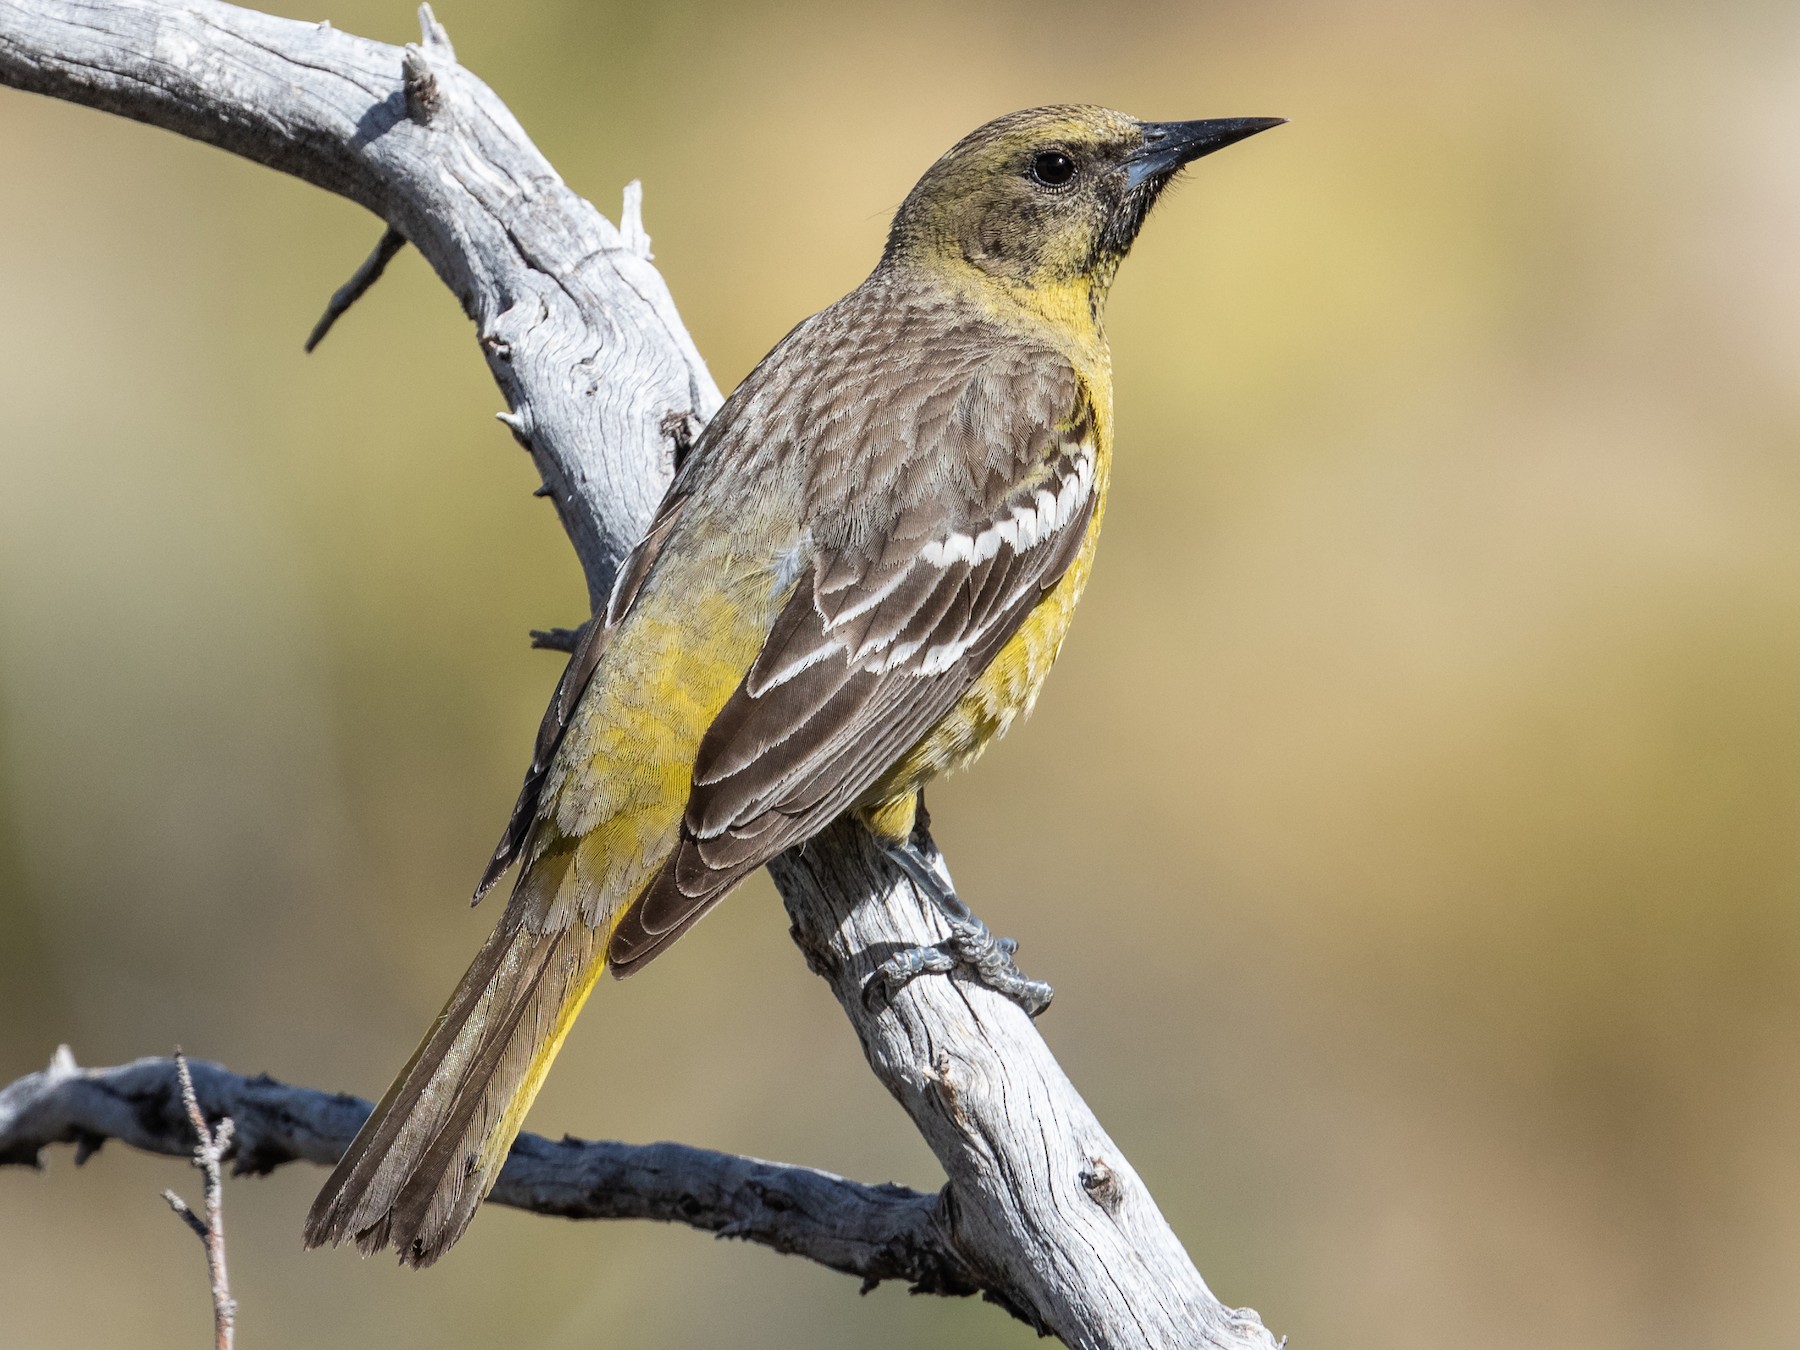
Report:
5,0,1800,1346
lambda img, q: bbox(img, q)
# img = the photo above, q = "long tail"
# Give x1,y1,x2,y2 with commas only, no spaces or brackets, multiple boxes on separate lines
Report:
303,887,608,1267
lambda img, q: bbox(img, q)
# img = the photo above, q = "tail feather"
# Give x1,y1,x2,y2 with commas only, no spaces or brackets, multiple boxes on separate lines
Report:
304,857,610,1266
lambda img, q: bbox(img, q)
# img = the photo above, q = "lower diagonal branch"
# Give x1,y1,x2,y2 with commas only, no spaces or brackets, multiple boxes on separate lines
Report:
0,1048,979,1297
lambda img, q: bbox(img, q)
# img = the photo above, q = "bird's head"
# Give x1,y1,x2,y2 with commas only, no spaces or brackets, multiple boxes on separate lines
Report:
884,105,1283,323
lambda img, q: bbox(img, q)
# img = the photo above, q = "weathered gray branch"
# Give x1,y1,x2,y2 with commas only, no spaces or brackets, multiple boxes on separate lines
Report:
0,1048,976,1294
0,2,1280,1345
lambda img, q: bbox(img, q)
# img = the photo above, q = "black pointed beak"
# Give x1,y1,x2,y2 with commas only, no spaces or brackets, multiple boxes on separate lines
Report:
1125,117,1286,188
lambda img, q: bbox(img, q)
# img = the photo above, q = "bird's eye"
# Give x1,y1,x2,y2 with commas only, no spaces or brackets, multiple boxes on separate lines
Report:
1029,151,1077,187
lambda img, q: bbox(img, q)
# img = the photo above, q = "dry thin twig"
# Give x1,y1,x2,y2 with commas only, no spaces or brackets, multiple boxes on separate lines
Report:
159,1051,237,1350
302,226,406,352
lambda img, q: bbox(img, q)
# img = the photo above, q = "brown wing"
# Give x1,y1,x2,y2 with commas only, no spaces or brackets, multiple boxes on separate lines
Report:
609,354,1096,972
473,488,690,901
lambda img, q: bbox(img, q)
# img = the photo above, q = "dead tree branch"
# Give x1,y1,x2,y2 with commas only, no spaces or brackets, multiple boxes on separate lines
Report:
0,1048,976,1295
0,3,1279,1344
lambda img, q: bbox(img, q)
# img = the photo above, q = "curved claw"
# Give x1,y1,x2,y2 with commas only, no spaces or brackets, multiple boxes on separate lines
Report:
863,944,958,1010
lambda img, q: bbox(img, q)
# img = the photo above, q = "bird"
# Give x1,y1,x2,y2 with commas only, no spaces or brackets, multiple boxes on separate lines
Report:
303,104,1283,1267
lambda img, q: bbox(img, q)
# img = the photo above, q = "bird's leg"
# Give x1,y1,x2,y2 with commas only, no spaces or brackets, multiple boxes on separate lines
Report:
863,802,1053,1017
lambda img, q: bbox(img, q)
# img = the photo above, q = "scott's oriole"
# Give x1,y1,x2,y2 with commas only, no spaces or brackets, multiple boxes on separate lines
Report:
305,105,1282,1266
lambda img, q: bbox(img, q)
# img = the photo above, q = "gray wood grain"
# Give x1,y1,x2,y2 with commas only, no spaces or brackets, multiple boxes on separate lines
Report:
0,3,1280,1345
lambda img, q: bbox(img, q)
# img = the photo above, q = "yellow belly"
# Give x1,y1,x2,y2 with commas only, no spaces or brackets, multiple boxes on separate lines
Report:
529,540,792,928
864,447,1111,831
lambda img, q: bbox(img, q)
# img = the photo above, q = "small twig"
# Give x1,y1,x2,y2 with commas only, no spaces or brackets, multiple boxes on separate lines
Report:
303,227,406,353
161,1188,210,1240
162,1050,237,1350
619,180,651,259
529,626,583,652
415,1,455,59
401,3,452,126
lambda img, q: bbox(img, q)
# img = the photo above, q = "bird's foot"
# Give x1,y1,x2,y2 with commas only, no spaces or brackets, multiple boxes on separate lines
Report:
864,916,1054,1017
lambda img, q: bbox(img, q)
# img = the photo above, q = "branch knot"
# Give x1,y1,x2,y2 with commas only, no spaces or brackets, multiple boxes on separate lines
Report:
401,45,440,125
